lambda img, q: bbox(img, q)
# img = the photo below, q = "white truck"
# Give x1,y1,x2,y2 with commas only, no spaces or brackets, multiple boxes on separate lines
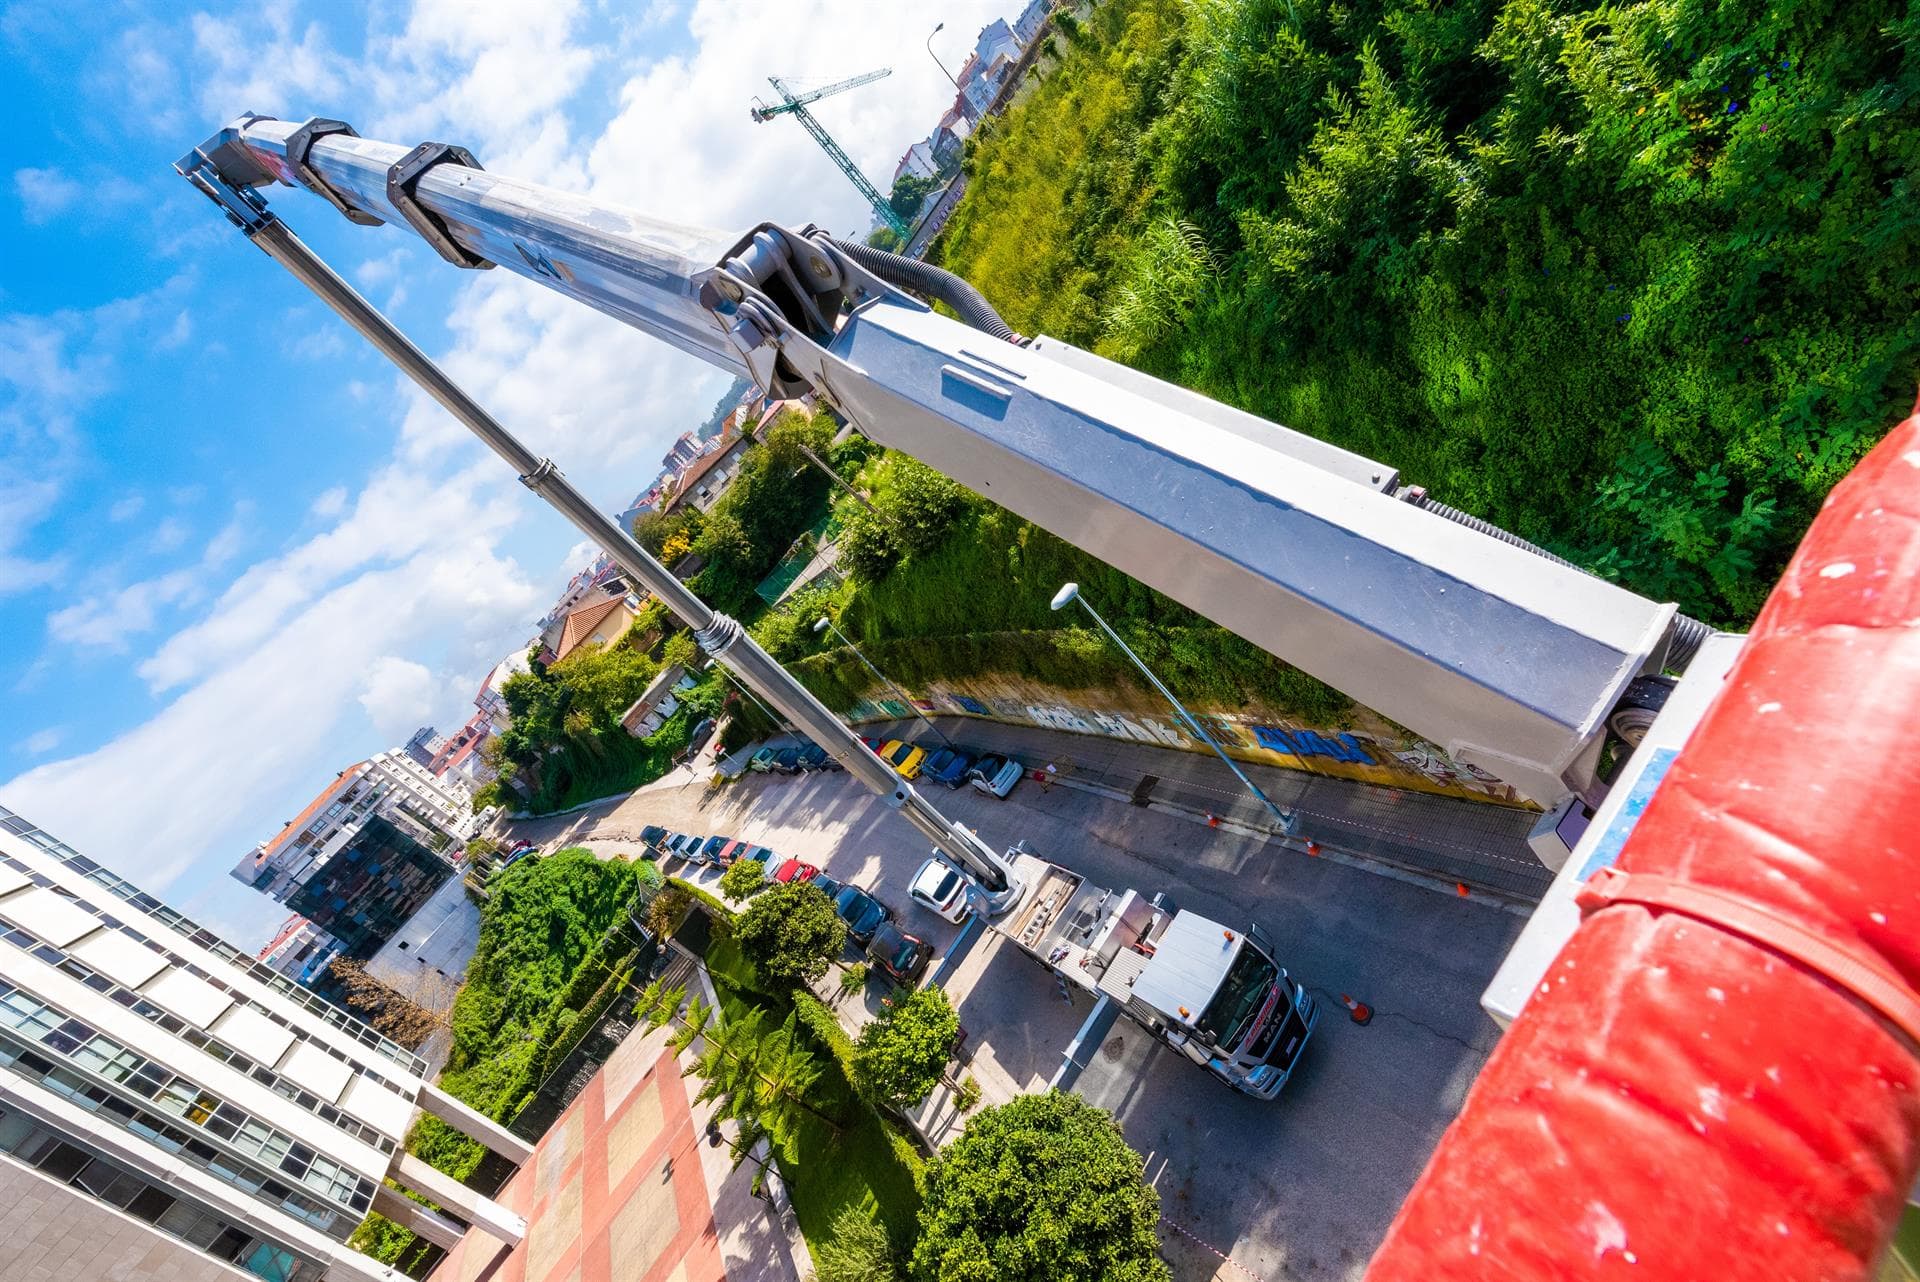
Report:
999,849,1318,1100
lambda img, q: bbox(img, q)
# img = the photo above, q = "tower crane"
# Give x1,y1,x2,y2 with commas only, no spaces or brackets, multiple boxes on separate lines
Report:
749,69,910,237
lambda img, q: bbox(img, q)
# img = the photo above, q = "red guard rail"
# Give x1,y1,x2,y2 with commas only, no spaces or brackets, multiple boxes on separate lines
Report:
1365,403,1920,1280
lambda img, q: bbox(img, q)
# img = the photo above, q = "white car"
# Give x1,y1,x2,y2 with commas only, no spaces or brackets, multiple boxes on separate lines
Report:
909,858,972,924
966,753,1023,798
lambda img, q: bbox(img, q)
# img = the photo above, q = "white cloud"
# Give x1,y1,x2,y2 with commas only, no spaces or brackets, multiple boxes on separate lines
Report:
47,569,198,651
108,495,145,523
310,486,348,518
151,517,189,552
22,728,63,757
357,656,443,742
13,166,147,226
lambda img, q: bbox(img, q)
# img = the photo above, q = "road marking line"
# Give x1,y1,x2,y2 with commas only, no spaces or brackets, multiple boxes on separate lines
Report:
1162,1217,1270,1282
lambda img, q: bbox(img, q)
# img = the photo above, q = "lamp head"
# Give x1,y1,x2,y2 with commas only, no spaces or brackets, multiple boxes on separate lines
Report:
1050,582,1080,612
813,617,831,634
933,21,944,32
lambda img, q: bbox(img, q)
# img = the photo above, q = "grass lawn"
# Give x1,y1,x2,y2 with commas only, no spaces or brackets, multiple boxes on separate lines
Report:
703,935,924,1251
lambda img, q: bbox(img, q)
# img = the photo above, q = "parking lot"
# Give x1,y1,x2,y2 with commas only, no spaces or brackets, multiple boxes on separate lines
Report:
507,734,1525,1281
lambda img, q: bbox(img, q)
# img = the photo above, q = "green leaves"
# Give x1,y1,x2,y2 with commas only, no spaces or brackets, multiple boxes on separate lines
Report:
733,881,848,987
909,1091,1170,1282
851,987,960,1110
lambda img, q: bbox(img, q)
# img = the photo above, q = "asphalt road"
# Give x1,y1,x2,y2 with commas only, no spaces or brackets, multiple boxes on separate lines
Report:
508,737,1524,1282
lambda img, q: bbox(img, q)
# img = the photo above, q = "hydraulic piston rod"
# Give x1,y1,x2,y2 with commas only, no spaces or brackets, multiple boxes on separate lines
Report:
176,150,1023,908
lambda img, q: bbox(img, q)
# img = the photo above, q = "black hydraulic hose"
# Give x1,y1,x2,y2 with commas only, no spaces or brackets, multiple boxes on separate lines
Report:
827,238,1025,345
1414,497,1713,669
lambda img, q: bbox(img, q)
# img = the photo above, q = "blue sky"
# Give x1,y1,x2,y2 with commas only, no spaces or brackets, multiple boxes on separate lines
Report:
0,0,1011,946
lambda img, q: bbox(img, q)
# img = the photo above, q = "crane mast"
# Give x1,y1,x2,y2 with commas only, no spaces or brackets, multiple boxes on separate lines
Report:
750,71,910,237
176,113,1718,872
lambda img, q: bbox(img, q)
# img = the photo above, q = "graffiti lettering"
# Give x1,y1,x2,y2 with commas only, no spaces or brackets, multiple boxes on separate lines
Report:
951,694,991,716
1253,725,1376,765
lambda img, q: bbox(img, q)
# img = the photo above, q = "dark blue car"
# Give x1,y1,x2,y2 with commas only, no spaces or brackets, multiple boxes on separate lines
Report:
920,747,975,788
833,884,892,946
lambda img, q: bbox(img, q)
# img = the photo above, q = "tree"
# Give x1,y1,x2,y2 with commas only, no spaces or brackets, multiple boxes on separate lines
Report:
733,881,846,986
911,1091,1170,1282
866,226,905,252
888,171,936,220
719,858,769,902
851,986,958,1109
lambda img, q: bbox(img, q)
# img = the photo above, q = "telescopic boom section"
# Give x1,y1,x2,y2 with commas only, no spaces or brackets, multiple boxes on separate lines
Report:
176,117,1022,908
179,113,1693,820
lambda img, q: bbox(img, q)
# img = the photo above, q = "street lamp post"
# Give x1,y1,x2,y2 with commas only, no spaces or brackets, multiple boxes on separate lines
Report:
927,23,962,93
814,616,953,747
1050,582,1296,835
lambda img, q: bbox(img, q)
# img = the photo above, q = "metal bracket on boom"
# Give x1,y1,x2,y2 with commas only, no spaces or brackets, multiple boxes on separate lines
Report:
284,118,384,227
386,142,493,269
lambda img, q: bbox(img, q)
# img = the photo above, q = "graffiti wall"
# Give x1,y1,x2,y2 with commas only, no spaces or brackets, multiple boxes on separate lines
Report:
845,674,1526,806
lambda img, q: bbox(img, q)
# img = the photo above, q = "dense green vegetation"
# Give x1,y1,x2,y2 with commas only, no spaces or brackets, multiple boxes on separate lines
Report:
911,1090,1170,1282
412,848,652,1178
353,849,657,1270
696,921,927,1260
758,451,1353,726
852,987,961,1111
937,0,1920,627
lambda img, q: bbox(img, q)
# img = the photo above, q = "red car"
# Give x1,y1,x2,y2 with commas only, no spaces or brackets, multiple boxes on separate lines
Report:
771,858,819,885
714,839,749,867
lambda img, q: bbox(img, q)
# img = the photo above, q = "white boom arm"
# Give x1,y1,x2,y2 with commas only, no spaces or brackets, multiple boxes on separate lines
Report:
178,113,1702,820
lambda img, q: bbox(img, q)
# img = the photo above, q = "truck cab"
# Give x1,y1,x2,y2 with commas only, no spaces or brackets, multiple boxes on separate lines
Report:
1133,916,1316,1100
1003,853,1317,1100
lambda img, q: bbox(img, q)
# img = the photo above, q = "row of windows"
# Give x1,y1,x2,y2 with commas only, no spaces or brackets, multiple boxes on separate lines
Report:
0,805,427,1076
0,1105,322,1282
0,1039,356,1238
0,842,423,1094
0,981,377,1218
0,920,398,1153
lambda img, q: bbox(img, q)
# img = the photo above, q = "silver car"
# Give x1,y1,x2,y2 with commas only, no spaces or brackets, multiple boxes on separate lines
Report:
966,753,1023,798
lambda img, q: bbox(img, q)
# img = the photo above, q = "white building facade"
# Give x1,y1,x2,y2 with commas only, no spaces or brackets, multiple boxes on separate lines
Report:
0,802,528,1281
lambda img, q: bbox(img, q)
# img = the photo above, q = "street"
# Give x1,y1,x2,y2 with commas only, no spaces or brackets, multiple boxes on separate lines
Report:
508,726,1524,1281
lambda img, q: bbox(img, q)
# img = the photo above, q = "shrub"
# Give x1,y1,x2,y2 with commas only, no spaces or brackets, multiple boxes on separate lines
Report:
838,962,869,995
809,1205,902,1282
851,987,959,1110
719,858,770,902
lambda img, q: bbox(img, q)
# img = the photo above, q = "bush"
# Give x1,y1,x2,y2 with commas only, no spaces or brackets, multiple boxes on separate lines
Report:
734,881,847,986
809,1205,902,1282
954,1075,981,1113
852,987,959,1110
719,858,770,902
838,963,869,995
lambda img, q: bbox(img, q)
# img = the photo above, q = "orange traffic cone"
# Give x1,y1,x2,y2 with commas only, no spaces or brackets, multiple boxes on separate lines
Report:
1341,994,1373,1025
1456,882,1470,898
1206,811,1220,828
1305,840,1321,857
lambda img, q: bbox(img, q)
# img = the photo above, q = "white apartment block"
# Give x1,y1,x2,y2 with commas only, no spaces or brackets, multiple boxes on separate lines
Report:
234,751,473,907
0,801,528,1281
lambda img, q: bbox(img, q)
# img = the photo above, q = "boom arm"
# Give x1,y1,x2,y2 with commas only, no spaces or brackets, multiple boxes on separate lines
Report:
179,114,1702,816
749,68,892,122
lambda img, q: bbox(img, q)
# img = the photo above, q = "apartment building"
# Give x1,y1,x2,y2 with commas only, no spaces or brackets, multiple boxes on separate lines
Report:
0,802,528,1281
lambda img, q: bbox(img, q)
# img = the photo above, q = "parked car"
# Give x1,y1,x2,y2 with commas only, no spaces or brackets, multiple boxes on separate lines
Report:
794,743,831,771
666,833,704,860
809,872,843,902
686,717,717,758
697,835,731,865
749,746,781,773
880,739,928,779
866,922,932,986
639,825,668,848
771,858,819,885
967,754,1023,798
737,844,774,866
772,746,804,774
714,839,750,867
919,747,974,788
909,858,972,924
860,736,886,754
834,885,892,946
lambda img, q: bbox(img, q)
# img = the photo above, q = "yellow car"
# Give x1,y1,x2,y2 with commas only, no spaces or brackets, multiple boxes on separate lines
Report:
880,739,928,780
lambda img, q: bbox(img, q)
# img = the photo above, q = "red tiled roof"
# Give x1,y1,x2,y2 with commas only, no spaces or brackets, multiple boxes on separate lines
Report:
260,761,370,859
663,434,749,513
555,595,628,661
